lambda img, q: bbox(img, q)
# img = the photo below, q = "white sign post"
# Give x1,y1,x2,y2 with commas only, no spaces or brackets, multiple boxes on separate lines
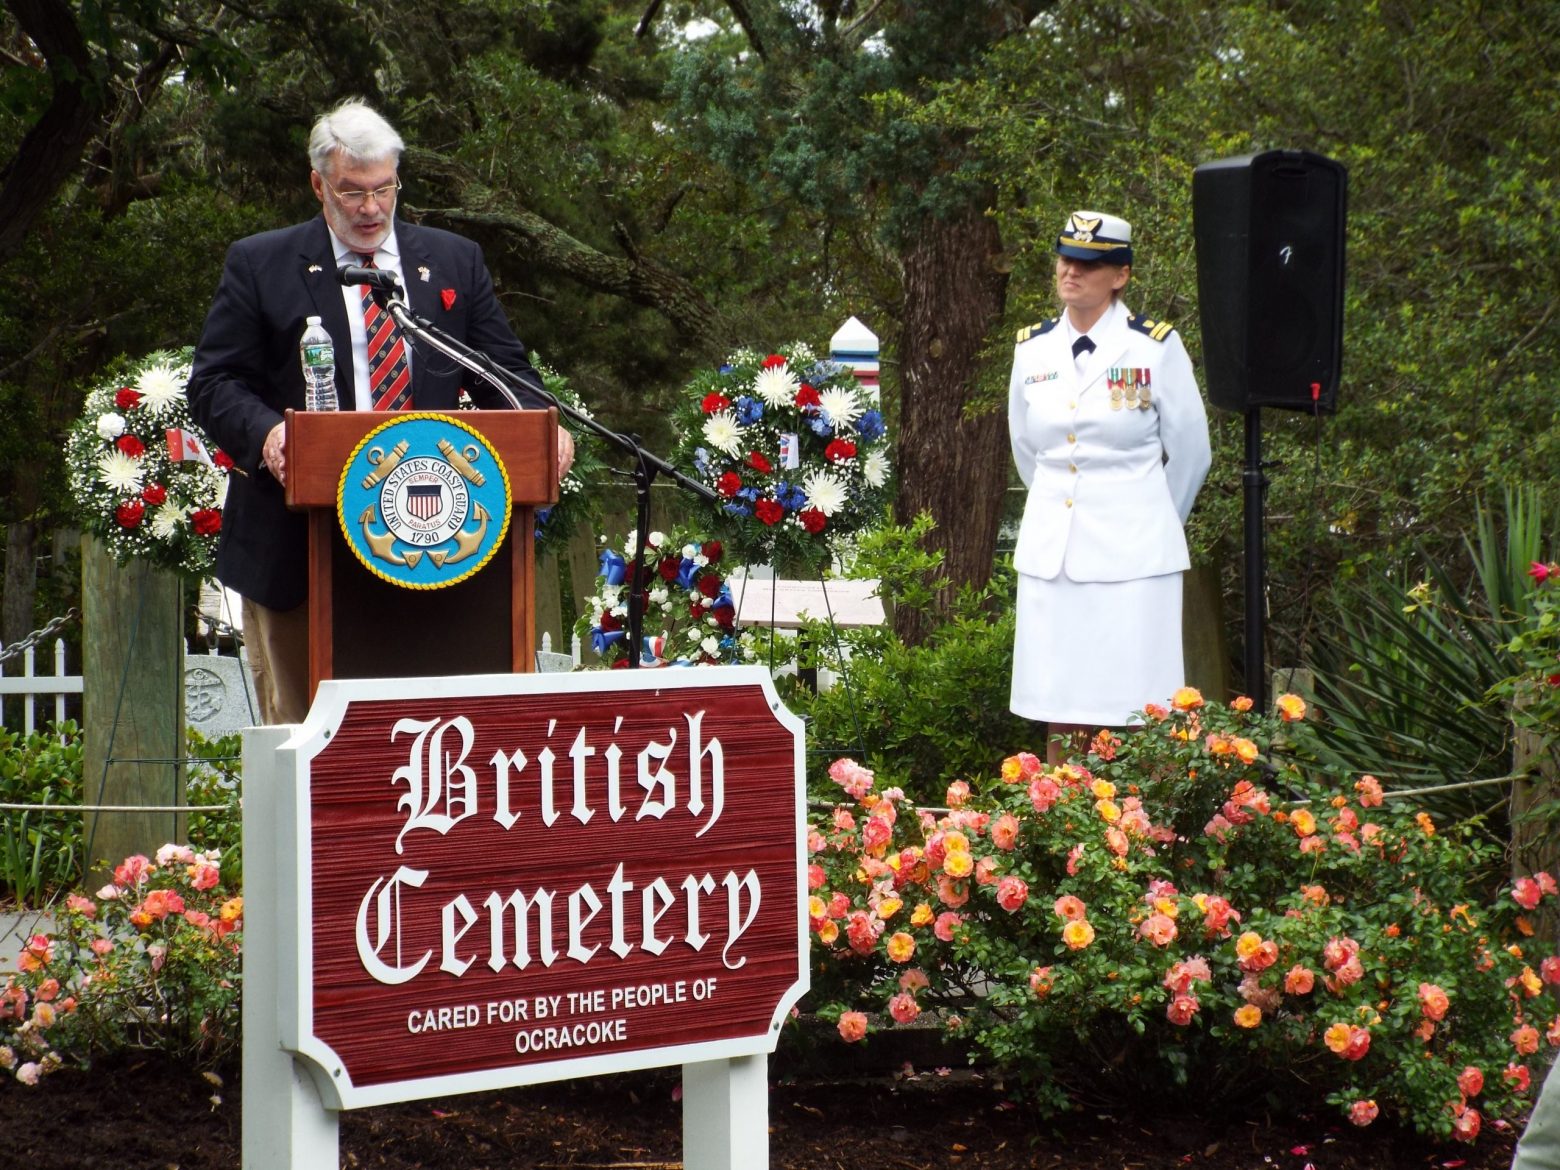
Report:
241,666,808,1169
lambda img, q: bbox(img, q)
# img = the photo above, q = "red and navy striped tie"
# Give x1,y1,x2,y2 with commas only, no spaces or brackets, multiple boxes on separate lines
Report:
358,255,411,411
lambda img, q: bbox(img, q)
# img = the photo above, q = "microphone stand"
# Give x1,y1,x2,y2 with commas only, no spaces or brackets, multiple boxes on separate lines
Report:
379,290,721,669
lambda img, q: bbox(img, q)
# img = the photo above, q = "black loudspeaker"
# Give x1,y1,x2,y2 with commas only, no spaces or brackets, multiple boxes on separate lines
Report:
1192,150,1347,413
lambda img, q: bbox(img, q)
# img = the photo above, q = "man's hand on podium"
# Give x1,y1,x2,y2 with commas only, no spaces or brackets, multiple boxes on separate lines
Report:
558,427,575,481
263,421,287,485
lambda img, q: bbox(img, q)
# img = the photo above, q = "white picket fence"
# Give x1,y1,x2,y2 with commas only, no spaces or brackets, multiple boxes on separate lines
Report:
0,636,81,734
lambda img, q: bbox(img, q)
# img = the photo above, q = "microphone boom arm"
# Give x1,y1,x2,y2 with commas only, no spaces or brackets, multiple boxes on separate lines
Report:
384,297,721,507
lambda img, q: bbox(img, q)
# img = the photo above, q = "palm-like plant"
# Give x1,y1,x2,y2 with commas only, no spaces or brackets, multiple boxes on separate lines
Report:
1307,488,1552,839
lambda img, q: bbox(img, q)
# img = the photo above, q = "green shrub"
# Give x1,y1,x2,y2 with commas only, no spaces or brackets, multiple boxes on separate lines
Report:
0,844,242,1081
808,691,1551,1142
0,723,84,903
185,730,241,884
787,522,1035,805
1496,563,1560,782
1308,490,1553,838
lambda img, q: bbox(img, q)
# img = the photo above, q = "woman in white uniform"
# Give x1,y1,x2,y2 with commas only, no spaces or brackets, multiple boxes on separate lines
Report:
1007,210,1211,764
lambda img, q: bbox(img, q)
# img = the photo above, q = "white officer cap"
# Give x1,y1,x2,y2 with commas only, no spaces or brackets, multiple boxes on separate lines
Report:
1056,210,1133,265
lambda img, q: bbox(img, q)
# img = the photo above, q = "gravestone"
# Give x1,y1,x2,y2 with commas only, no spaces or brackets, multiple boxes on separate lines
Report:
185,651,261,738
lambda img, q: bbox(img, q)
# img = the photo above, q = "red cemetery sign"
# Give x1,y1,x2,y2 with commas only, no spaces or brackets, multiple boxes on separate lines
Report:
278,668,808,1109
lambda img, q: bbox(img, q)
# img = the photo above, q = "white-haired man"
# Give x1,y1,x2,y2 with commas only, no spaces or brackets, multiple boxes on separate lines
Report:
188,98,573,724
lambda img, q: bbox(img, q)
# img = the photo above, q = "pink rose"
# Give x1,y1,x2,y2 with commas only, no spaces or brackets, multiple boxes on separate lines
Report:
836,1011,868,1043
888,992,920,1024
995,876,1028,913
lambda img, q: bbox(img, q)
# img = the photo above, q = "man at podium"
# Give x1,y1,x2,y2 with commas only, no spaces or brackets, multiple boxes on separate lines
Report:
187,98,574,725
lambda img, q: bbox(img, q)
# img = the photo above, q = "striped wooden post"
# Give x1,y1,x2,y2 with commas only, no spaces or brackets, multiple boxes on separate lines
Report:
829,316,880,402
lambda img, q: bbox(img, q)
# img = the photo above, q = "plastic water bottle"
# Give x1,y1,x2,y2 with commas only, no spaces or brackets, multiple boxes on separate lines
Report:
300,316,338,411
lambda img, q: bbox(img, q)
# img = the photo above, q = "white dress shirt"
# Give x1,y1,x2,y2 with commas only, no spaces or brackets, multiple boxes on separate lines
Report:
327,224,413,409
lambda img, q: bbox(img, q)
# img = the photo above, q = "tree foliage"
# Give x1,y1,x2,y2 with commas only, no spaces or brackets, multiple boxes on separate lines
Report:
919,0,1560,671
2,0,1557,675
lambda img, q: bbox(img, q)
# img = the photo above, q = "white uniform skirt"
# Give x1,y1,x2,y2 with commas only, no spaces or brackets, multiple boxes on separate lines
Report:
1009,570,1186,727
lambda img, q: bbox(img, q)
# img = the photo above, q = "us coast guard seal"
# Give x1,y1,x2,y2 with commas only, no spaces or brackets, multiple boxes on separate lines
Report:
338,413,512,589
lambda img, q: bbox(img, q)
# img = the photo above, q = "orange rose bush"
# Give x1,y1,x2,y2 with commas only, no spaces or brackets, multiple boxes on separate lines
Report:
808,692,1555,1141
0,844,242,1084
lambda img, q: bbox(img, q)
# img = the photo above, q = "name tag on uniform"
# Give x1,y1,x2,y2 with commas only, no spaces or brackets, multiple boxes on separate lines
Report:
1024,371,1059,384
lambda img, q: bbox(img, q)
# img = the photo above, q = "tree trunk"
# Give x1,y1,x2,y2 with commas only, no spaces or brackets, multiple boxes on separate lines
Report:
1183,559,1231,702
1512,681,1560,949
892,204,1009,644
0,0,106,265
3,520,37,648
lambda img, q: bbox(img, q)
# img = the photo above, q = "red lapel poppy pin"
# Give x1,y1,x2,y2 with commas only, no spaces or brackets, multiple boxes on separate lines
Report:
440,288,457,311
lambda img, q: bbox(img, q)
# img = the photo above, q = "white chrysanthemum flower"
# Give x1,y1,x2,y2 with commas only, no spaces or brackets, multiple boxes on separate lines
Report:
817,385,864,429
802,469,849,517
702,410,743,456
205,464,230,507
863,449,890,488
700,635,722,657
135,363,187,415
97,450,144,493
96,412,126,440
149,500,186,540
752,365,800,409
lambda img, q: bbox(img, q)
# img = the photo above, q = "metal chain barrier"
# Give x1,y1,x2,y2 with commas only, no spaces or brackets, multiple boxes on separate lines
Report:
192,609,244,644
0,607,80,665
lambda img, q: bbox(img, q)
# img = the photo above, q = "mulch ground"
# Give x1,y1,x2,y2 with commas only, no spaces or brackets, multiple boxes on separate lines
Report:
0,1051,1523,1169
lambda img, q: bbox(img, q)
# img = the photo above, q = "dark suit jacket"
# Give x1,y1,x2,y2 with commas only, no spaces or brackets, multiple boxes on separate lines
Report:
187,216,549,610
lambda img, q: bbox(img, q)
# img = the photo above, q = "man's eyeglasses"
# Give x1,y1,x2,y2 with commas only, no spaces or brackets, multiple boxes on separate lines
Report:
324,177,402,209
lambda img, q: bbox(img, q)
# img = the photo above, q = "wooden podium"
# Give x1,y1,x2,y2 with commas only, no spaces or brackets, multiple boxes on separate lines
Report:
284,409,558,703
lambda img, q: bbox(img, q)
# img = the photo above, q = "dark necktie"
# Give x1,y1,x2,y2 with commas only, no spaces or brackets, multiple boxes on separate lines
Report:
358,254,411,411
1072,335,1095,359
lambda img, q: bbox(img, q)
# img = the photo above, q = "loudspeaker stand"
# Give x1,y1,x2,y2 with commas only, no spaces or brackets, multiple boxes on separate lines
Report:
1242,409,1270,708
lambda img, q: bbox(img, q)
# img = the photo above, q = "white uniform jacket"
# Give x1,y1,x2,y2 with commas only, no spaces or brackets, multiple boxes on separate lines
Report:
1007,300,1211,583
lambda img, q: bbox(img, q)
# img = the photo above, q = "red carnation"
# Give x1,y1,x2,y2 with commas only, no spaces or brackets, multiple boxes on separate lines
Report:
697,575,722,599
213,450,235,471
702,540,723,563
761,354,788,369
191,508,222,536
746,450,773,474
688,600,707,619
116,435,146,458
754,498,785,526
599,611,622,632
610,658,631,669
825,438,857,463
115,388,143,409
716,471,743,498
795,383,821,408
713,605,735,630
658,555,681,581
701,393,732,414
142,483,167,506
115,500,146,528
799,508,827,534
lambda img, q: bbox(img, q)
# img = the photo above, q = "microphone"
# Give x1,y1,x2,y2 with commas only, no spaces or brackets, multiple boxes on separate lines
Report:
338,264,401,293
